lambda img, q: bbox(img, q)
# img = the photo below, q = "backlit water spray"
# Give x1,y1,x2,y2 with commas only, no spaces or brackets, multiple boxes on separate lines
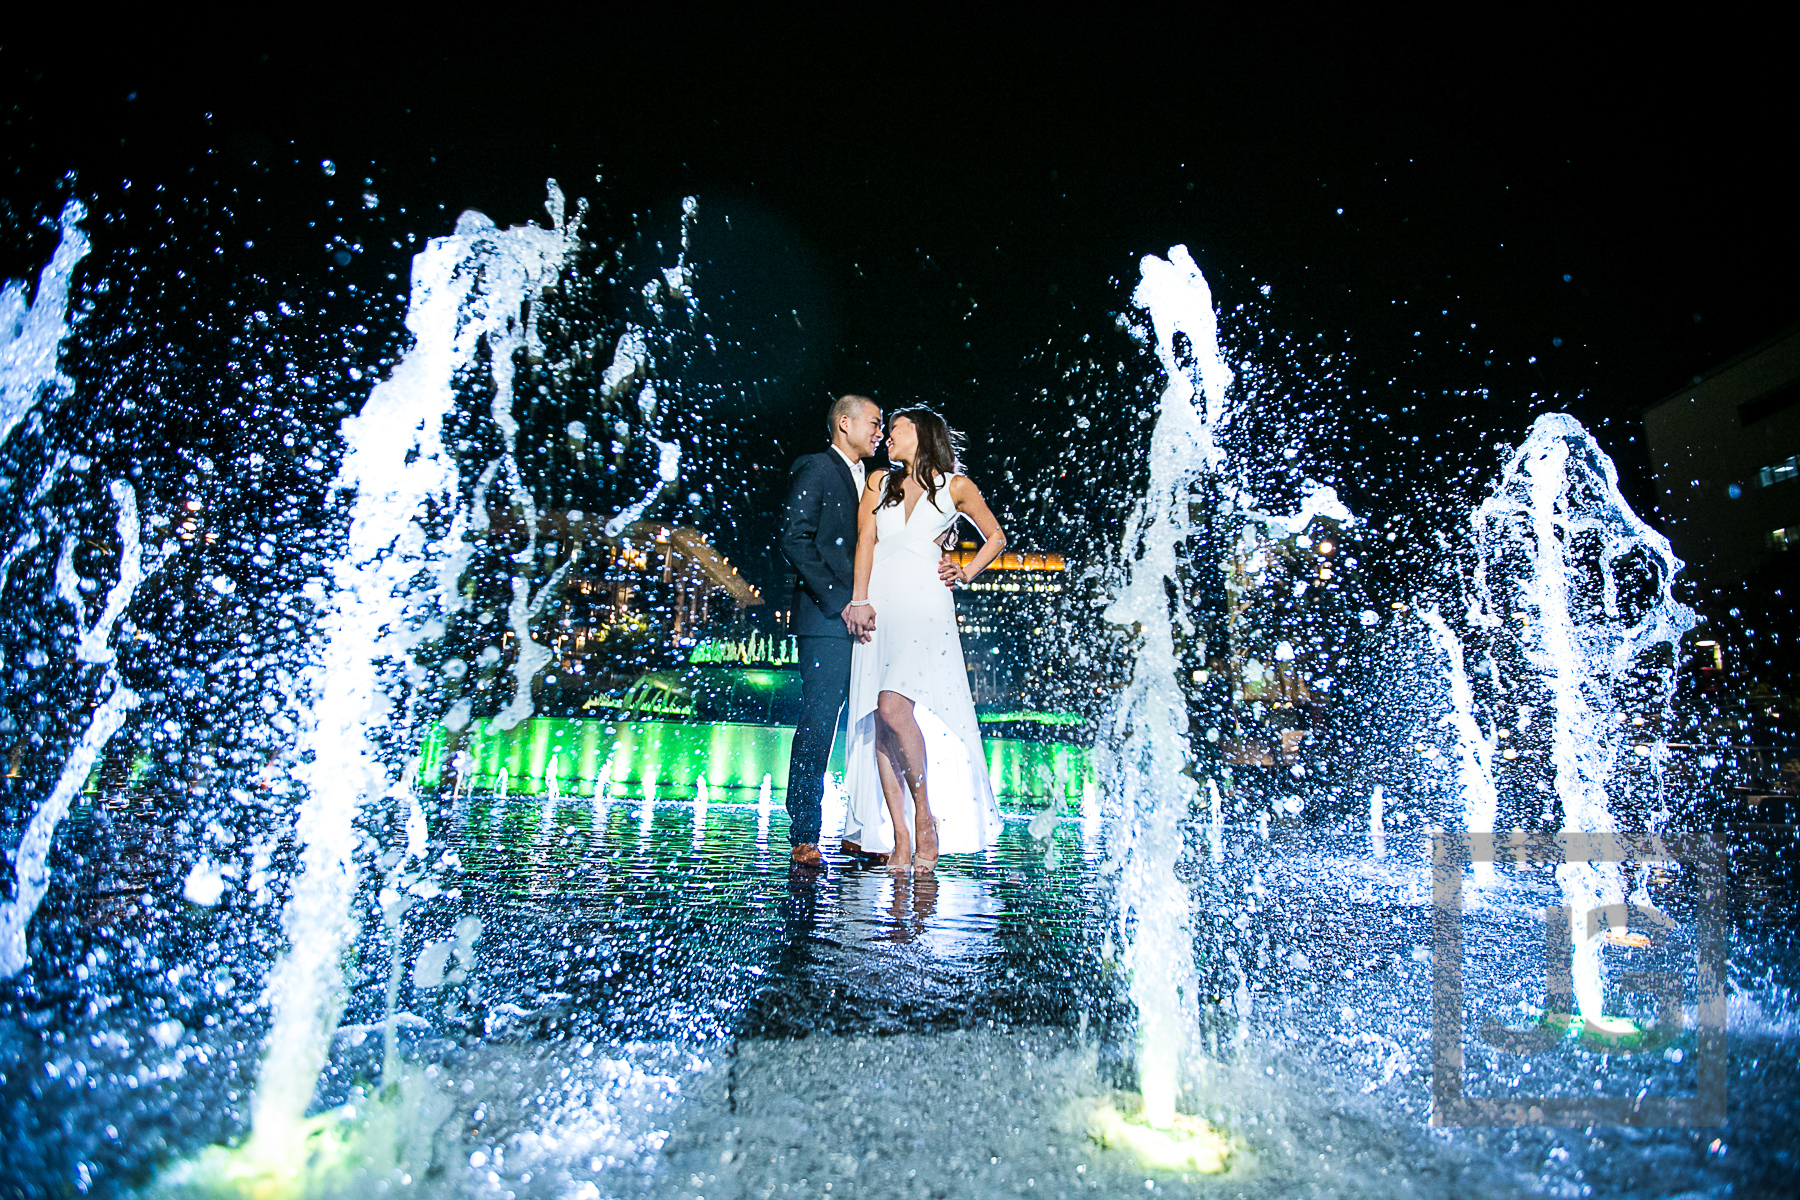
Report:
1099,246,1233,1131
245,184,584,1165
1427,412,1693,1024
0,201,162,982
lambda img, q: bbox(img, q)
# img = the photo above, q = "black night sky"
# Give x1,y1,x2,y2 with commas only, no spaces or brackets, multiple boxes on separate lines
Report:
5,18,1796,594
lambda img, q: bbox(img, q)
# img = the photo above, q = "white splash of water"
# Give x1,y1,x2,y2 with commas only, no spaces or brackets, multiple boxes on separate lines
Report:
489,557,576,733
0,201,88,451
1420,604,1499,882
600,199,695,539
0,478,166,978
1269,483,1355,535
1458,412,1694,1020
183,857,228,907
602,438,681,538
1368,785,1386,861
756,772,772,849
1207,778,1224,866
1101,245,1234,1128
474,286,579,735
73,481,170,662
250,184,582,1147
0,673,136,975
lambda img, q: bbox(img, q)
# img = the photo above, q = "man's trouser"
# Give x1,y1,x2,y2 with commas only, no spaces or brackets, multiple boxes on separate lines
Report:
786,635,852,845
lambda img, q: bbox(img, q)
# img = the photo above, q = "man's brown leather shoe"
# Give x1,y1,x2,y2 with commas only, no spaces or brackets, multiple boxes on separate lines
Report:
790,843,822,866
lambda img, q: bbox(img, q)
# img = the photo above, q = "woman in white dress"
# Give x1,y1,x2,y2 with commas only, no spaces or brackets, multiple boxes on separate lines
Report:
842,408,1008,869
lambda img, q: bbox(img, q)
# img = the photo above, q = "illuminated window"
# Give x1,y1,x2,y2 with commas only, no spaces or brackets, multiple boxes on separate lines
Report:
1759,456,1800,488
1772,528,1792,552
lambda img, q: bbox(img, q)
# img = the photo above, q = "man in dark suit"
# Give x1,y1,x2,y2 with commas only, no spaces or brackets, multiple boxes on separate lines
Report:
780,394,884,865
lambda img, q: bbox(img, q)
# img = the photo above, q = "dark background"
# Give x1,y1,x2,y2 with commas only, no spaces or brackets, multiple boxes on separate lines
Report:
5,15,1796,594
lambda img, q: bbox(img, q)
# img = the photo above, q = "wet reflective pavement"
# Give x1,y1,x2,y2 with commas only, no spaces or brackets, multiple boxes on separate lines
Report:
4,797,1799,1197
438,799,1111,1048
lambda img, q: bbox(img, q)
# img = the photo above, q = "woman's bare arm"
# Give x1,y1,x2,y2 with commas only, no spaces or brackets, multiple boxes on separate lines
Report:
946,475,1007,583
846,474,885,641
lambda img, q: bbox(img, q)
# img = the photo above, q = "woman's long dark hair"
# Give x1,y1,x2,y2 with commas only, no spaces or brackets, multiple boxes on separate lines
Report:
880,406,965,513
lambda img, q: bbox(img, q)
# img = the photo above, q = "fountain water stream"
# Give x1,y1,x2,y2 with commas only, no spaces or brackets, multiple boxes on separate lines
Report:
249,184,584,1155
0,201,89,451
1426,412,1694,1022
0,203,164,982
1099,245,1233,1129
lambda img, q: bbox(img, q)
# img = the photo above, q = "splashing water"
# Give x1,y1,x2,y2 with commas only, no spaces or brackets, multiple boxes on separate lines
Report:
248,184,584,1155
0,200,88,451
1428,412,1694,1021
1420,604,1501,884
0,479,171,976
1368,785,1386,860
600,197,694,540
0,205,175,979
1100,245,1234,1129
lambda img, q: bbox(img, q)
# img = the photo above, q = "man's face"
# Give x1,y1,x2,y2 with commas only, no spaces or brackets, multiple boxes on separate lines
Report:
843,402,883,459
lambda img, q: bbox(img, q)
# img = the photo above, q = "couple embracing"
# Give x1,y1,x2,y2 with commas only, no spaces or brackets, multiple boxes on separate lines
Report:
779,395,1008,870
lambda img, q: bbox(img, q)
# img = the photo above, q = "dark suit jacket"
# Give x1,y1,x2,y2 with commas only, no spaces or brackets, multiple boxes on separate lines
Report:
781,450,864,639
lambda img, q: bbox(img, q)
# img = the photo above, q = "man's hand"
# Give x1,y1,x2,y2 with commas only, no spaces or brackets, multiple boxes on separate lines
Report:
937,555,966,588
843,604,877,642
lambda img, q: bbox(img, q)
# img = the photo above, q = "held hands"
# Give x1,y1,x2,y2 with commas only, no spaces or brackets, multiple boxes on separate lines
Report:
843,603,877,643
937,555,967,588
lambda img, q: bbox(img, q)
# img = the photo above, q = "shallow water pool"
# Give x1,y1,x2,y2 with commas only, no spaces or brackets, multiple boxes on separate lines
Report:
4,798,1796,1198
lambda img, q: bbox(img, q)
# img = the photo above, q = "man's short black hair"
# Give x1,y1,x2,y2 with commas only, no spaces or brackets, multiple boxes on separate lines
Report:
827,394,876,442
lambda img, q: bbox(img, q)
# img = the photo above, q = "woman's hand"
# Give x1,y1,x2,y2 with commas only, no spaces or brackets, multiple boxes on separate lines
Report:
937,556,966,588
845,602,878,642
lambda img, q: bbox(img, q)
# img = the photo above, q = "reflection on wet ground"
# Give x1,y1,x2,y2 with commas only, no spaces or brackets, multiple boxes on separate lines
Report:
447,799,1107,1046
3,796,1799,1197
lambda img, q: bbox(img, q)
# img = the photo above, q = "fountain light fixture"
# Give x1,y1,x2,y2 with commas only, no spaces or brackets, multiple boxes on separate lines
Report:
154,1104,359,1196
1085,1093,1231,1174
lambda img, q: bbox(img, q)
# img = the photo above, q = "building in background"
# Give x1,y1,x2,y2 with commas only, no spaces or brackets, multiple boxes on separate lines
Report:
463,513,762,713
1210,519,1352,771
1644,325,1800,765
1643,323,1800,586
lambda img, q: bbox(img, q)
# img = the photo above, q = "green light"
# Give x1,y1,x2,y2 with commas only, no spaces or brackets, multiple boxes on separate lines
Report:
419,718,1093,811
976,711,1085,726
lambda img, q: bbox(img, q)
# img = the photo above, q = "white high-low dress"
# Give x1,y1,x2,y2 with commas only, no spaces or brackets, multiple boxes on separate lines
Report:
842,475,1002,855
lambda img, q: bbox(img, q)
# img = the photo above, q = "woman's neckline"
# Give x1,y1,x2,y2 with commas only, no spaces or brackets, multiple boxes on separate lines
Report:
899,470,953,524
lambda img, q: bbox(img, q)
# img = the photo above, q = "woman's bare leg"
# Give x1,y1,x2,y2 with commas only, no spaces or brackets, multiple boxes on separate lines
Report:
876,690,939,869
875,729,913,870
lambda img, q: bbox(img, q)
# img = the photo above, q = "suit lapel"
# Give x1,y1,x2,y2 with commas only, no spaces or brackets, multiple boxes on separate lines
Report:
827,452,858,503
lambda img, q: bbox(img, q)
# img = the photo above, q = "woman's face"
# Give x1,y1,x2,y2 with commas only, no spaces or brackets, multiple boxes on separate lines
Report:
886,416,918,465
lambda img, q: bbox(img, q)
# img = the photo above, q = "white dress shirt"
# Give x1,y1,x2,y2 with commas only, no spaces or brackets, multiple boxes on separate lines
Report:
831,443,867,496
